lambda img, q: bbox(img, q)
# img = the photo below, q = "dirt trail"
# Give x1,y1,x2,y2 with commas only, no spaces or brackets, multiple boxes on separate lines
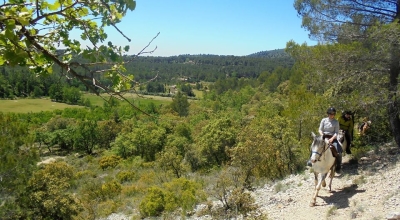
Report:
252,144,400,220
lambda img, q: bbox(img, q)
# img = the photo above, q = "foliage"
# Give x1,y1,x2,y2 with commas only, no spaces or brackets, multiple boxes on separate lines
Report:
73,119,99,154
101,180,122,200
0,113,39,218
139,178,204,218
194,117,238,169
0,0,137,96
15,162,82,220
162,178,205,213
139,186,165,217
155,145,189,178
208,167,257,218
293,0,400,147
99,155,122,170
227,188,258,216
116,170,136,183
170,91,190,117
111,121,167,161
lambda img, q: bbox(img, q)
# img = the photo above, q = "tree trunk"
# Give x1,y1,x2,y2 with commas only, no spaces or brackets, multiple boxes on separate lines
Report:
388,50,400,148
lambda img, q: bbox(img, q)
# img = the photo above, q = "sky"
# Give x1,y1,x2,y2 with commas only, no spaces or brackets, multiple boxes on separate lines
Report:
102,0,317,57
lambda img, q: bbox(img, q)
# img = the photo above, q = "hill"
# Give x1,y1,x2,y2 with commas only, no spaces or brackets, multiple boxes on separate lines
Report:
247,49,290,58
186,143,400,220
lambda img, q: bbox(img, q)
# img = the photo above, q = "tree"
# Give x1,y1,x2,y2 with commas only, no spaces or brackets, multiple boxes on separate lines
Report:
0,0,158,114
111,121,166,161
294,0,400,147
73,119,99,154
0,113,39,218
195,117,238,168
171,91,190,117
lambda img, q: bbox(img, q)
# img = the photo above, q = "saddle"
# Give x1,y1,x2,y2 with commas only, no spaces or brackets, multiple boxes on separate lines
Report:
323,135,339,157
329,143,338,157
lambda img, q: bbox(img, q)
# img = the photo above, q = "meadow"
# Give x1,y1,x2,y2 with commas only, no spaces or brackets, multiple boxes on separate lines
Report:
0,98,84,113
0,93,178,113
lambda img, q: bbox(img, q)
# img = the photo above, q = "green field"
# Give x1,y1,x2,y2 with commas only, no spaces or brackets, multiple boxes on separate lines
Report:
0,93,175,113
0,98,84,113
83,93,173,107
0,90,203,113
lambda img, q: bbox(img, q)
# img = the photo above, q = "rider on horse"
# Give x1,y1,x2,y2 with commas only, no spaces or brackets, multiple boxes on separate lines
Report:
307,107,343,173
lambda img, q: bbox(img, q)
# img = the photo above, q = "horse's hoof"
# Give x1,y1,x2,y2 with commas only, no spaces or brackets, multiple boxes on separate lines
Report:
309,202,316,207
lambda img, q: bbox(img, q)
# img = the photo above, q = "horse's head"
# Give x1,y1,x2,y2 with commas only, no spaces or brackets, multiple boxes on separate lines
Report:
337,130,345,143
359,120,372,135
310,132,328,163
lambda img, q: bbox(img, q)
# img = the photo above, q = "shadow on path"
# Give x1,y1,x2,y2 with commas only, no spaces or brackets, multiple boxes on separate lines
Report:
319,184,366,208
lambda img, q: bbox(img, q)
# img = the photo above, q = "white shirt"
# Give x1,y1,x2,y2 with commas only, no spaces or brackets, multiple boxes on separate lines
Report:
319,117,339,136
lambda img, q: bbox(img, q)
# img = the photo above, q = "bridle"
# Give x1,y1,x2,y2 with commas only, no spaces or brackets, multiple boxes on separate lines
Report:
311,139,330,161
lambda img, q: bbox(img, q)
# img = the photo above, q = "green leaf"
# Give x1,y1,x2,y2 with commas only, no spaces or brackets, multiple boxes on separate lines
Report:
0,56,5,65
127,0,136,11
49,1,61,11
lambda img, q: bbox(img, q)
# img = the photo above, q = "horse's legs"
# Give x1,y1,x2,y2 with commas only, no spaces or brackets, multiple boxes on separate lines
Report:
313,172,318,186
310,173,327,207
328,166,335,191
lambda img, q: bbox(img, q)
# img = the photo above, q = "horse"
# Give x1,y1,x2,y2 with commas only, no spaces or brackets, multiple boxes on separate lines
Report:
358,121,371,135
337,129,348,155
309,132,337,207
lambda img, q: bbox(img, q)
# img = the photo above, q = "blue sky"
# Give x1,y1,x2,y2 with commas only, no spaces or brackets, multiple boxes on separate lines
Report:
103,0,316,57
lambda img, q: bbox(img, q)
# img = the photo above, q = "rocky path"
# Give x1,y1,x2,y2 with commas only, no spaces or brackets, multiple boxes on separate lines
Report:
252,144,400,220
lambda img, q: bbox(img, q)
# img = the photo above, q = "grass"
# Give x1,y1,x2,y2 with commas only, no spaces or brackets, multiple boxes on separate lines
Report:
326,204,338,217
192,89,203,98
0,98,83,113
0,93,174,114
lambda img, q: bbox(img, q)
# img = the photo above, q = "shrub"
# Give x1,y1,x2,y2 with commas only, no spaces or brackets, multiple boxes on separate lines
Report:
139,178,205,218
97,200,120,217
163,178,205,213
121,184,139,197
116,170,135,183
227,188,258,215
99,155,122,170
139,186,165,218
101,180,122,199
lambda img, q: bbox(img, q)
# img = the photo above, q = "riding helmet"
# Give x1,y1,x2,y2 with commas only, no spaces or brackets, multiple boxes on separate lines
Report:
327,107,336,114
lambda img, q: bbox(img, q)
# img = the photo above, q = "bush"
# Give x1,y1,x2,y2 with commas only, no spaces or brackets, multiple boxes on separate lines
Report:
99,155,122,170
139,178,205,218
163,178,205,213
97,200,120,217
116,170,135,183
139,186,165,218
101,180,122,199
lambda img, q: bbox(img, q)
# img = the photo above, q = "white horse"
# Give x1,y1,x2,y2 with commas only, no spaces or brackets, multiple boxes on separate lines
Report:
309,132,337,207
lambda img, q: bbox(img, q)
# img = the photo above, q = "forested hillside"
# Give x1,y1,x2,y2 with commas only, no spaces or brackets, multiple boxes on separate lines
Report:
124,53,293,83
0,52,293,101
1,0,399,219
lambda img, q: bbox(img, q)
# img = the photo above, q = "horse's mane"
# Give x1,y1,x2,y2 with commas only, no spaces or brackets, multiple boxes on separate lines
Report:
312,134,325,146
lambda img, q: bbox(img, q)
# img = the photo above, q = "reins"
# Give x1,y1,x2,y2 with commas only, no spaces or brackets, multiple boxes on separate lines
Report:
311,141,331,161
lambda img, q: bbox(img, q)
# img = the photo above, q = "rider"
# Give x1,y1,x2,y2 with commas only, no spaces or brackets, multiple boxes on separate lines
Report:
317,107,342,173
338,110,353,154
